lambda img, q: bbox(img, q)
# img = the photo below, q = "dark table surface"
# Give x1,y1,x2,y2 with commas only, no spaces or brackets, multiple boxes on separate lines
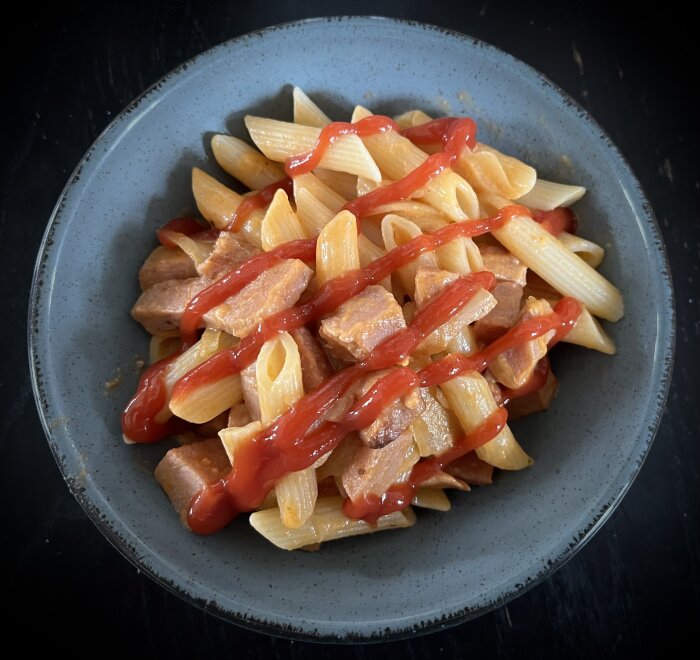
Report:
3,2,698,657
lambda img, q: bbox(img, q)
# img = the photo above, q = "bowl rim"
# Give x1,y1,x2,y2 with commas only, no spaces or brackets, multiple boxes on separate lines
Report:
27,15,675,643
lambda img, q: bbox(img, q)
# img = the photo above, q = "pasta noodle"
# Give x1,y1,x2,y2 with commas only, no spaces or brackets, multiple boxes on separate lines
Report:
245,115,382,180
123,88,624,550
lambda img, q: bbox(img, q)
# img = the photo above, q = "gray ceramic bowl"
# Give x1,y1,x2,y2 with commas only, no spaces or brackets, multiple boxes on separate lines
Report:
29,17,674,641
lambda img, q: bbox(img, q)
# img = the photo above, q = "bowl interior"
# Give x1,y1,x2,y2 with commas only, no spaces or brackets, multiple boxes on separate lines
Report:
30,17,673,640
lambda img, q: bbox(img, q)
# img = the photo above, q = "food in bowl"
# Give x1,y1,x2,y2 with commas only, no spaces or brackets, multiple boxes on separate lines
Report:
122,87,623,550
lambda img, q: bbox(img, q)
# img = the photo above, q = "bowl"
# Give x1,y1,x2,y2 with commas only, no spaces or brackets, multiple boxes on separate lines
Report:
28,16,674,641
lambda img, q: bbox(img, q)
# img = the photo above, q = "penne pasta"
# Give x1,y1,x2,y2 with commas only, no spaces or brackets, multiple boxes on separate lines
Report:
517,178,586,210
158,232,212,266
191,167,264,247
219,420,263,465
412,488,451,511
260,188,307,250
316,210,360,286
352,105,480,220
211,134,285,189
255,332,317,528
558,231,605,268
129,91,625,549
293,171,347,212
410,387,462,457
245,115,382,181
394,109,433,129
381,214,438,296
457,144,537,200
313,168,358,199
293,86,332,127
492,214,623,322
249,496,416,550
440,372,533,470
156,330,239,427
168,372,243,424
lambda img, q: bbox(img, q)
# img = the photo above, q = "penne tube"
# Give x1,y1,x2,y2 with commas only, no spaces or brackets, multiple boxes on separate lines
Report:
394,109,433,129
313,168,358,199
358,234,392,292
435,236,473,275
410,387,462,457
564,306,616,354
293,86,332,127
191,167,264,247
211,134,285,189
352,106,480,220
155,330,239,428
245,115,381,181
516,178,586,210
160,232,212,266
316,210,360,286
356,175,385,196
492,214,623,321
249,496,416,550
256,332,304,425
295,187,335,237
524,277,616,354
260,188,307,250
293,171,347,212
558,231,605,268
368,201,450,230
219,420,263,464
168,373,243,424
255,332,317,528
149,333,181,364
457,144,537,200
381,214,438,296
412,488,452,511
446,323,480,356
275,468,318,529
420,169,481,221
440,371,533,470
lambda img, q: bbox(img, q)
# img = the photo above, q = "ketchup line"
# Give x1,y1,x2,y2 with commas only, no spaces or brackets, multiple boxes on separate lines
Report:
342,407,509,524
342,117,477,219
227,177,293,233
179,239,316,347
172,207,525,405
186,285,580,533
187,272,496,525
284,115,399,177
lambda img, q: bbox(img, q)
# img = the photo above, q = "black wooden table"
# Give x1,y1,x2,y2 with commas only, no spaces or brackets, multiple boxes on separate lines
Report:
3,3,698,657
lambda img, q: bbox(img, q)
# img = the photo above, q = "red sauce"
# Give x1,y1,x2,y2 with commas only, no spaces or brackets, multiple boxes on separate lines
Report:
399,117,462,145
343,117,478,219
186,288,581,533
500,357,550,406
187,272,496,533
156,218,207,247
226,177,293,232
342,408,508,524
284,116,399,177
179,239,316,347
121,352,188,443
133,110,588,533
533,207,577,236
171,208,521,408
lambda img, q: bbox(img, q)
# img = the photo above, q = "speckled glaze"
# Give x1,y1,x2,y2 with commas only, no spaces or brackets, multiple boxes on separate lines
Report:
28,17,674,641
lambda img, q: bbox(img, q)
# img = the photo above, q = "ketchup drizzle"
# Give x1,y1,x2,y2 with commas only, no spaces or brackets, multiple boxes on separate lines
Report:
127,111,586,532
227,177,293,232
186,293,580,534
